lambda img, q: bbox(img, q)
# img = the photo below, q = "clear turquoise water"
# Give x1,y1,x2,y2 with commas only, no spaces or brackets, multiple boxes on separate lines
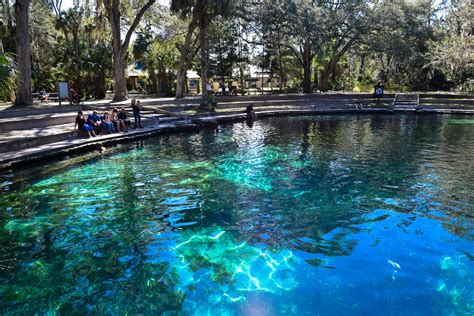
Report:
0,114,473,315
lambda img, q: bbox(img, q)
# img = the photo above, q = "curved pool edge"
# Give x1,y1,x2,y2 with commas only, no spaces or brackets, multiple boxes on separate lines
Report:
1,107,473,172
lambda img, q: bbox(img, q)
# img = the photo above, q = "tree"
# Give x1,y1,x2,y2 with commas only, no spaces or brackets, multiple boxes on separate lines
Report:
0,52,18,99
133,20,181,97
316,1,367,92
14,0,32,105
171,0,234,107
210,17,239,94
102,0,156,102
174,10,199,98
430,0,473,90
285,0,322,93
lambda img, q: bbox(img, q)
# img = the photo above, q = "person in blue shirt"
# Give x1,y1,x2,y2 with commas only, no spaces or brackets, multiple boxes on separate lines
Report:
373,82,384,103
87,111,103,135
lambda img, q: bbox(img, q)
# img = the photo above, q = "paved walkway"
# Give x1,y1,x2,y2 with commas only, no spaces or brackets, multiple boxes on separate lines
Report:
1,93,473,171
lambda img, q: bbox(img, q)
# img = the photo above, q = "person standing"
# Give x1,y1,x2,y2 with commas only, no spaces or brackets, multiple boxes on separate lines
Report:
131,99,143,129
373,82,384,103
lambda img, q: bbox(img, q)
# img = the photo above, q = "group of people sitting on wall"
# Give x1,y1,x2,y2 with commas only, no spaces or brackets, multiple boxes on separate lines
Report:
75,99,143,138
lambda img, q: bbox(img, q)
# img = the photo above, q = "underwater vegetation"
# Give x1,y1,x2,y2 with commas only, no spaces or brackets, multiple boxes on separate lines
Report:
0,114,473,315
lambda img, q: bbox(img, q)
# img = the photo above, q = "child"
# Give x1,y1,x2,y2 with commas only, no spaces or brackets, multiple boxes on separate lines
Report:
87,110,102,135
131,99,143,128
102,112,115,134
118,108,131,130
75,111,96,138
111,108,125,132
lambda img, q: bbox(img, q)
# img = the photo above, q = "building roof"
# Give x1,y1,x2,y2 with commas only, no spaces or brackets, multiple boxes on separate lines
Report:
127,62,146,77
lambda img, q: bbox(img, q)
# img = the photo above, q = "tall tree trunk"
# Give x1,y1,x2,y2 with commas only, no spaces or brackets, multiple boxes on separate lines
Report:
313,65,318,91
107,0,127,101
176,11,198,98
175,67,187,98
14,0,32,106
278,41,284,91
95,70,106,99
320,60,337,92
239,67,244,95
184,72,188,93
302,63,311,93
149,69,158,94
199,13,209,106
159,68,169,96
357,54,365,82
113,49,127,101
319,65,332,92
103,0,155,102
302,45,312,93
320,35,359,92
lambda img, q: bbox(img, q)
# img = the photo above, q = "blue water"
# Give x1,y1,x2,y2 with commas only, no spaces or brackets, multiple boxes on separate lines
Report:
0,114,473,315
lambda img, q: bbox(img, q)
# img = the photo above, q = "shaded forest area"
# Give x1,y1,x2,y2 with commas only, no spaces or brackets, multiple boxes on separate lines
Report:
0,0,472,105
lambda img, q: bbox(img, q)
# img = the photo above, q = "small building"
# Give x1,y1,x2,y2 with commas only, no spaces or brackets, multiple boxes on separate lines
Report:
186,70,201,93
126,62,147,91
185,65,282,95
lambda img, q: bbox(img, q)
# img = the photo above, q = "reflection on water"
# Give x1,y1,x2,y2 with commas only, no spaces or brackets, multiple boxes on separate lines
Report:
0,114,473,315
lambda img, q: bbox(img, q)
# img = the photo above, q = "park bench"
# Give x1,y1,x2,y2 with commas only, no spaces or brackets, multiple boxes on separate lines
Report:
32,92,60,103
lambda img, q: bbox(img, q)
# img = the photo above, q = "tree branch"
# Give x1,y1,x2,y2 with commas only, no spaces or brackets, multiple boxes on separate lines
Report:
282,43,304,66
122,0,156,51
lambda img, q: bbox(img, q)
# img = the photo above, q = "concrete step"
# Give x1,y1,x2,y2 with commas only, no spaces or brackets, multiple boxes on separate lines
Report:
0,113,76,132
0,110,163,132
0,127,78,153
0,115,173,153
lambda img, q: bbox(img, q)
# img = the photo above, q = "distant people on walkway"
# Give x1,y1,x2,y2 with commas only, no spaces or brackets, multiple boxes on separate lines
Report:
87,111,103,135
131,99,143,129
221,82,226,96
373,82,384,103
75,111,96,137
118,108,131,129
39,88,48,102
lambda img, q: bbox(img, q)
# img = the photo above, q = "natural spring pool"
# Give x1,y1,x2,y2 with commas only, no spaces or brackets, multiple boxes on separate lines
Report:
0,114,473,315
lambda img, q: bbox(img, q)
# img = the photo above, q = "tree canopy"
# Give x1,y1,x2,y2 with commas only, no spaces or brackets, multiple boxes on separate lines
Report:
0,0,472,103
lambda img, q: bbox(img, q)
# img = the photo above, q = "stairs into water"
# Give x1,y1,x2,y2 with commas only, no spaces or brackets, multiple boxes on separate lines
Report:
392,93,420,111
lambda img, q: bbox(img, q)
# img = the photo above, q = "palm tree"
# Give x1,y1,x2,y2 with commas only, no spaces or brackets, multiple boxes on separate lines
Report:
0,53,18,100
